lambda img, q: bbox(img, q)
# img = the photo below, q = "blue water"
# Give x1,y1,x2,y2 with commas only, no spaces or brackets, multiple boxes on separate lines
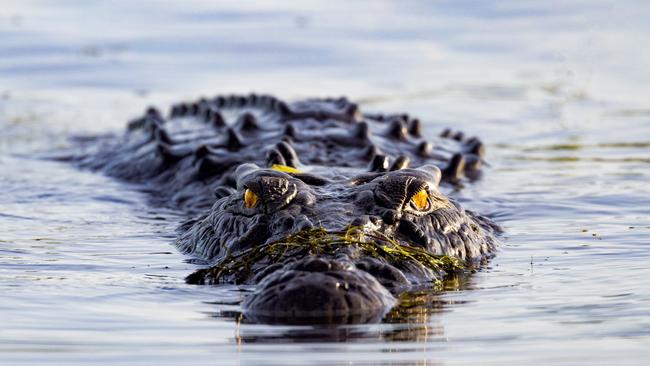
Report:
1,1,649,365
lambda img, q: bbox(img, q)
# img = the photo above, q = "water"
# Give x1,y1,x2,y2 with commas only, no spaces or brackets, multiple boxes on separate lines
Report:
1,1,649,365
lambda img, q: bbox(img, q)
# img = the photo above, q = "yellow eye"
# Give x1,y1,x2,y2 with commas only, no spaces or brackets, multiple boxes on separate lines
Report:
411,189,429,210
244,189,258,209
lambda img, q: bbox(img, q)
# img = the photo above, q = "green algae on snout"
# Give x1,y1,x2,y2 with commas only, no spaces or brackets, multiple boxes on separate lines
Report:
188,227,463,285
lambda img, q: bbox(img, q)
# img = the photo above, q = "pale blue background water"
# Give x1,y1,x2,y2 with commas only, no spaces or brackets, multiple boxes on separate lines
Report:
1,1,649,365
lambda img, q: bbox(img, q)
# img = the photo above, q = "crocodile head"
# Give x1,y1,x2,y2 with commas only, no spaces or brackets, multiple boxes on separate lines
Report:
181,163,498,323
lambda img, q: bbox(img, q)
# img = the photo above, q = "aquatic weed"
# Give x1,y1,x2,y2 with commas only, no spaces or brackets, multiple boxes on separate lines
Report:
192,227,463,284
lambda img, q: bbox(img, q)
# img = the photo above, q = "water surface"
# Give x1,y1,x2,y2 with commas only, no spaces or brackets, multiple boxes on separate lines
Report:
1,1,649,365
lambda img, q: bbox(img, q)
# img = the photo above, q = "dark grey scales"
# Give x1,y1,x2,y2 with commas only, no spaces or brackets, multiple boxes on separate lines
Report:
73,94,500,323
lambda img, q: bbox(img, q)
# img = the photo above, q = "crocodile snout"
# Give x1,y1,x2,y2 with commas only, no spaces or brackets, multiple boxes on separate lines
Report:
242,257,396,323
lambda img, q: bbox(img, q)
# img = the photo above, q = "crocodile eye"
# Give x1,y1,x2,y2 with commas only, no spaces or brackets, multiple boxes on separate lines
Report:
244,188,259,208
410,189,430,211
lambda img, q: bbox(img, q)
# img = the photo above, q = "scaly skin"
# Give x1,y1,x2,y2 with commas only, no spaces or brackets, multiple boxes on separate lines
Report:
73,94,500,323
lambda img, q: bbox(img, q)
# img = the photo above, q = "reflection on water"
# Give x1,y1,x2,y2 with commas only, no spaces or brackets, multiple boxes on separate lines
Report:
232,293,447,345
2,0,650,365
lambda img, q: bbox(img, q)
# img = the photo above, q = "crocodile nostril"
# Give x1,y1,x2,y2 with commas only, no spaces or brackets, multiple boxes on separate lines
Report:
295,258,330,272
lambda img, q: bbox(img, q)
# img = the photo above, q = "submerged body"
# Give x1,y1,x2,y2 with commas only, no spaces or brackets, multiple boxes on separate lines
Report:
74,94,499,323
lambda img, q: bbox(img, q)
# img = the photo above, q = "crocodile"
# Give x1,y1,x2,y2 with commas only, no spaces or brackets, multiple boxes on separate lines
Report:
72,94,500,324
